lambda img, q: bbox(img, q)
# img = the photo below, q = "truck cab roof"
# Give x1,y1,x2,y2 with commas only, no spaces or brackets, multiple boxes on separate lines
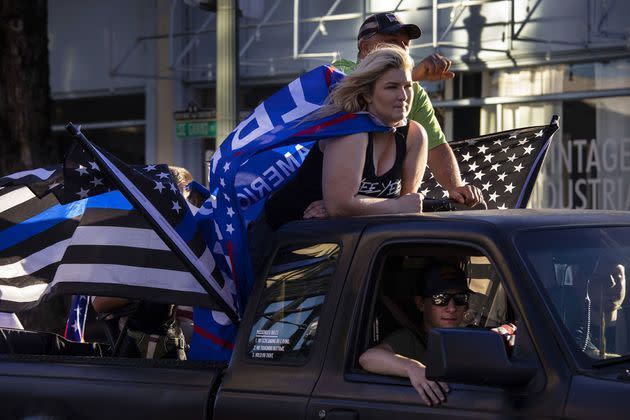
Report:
276,208,630,240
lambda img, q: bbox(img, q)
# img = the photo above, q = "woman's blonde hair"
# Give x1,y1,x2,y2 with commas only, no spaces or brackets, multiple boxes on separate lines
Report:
317,45,414,119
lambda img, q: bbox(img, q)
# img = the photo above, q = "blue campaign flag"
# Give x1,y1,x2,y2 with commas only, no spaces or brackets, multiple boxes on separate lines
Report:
189,64,389,359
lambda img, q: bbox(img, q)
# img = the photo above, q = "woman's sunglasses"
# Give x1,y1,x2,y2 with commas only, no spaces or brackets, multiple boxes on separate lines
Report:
430,292,470,306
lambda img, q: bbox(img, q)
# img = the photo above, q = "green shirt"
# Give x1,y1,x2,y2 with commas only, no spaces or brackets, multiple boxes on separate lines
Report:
382,328,428,364
332,59,446,150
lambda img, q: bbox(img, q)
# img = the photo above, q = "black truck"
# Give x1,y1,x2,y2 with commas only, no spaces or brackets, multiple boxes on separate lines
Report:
1,209,630,419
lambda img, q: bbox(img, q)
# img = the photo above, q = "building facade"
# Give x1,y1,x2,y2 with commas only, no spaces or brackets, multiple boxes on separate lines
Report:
48,0,630,209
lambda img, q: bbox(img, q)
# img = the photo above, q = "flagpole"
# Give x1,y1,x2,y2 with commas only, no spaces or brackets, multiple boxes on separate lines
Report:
65,123,240,326
515,115,560,208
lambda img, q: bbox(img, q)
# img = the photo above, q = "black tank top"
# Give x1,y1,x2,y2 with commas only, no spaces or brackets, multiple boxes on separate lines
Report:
265,125,409,230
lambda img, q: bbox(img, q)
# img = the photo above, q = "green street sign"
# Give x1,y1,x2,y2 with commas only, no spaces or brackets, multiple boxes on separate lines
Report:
176,120,216,138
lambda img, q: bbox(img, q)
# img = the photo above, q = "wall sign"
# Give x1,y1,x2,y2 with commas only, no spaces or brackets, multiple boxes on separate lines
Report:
176,120,216,138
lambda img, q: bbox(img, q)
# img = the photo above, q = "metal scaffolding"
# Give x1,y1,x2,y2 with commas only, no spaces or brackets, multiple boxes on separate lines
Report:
109,0,630,81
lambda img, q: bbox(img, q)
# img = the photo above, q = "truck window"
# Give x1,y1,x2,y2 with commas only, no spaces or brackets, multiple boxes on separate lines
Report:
517,227,630,362
357,247,515,376
247,242,340,363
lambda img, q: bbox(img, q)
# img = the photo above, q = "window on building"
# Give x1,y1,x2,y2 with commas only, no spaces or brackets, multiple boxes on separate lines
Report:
52,94,145,164
480,59,630,210
452,72,482,141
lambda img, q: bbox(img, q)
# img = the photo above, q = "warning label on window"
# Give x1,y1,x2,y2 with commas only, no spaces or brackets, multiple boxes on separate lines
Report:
251,329,287,359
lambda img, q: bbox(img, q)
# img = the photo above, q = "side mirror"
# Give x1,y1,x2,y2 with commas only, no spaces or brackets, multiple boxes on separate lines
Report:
425,328,537,387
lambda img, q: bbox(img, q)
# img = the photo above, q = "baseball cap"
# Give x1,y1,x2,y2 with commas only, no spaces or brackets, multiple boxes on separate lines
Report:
358,12,422,41
420,264,472,296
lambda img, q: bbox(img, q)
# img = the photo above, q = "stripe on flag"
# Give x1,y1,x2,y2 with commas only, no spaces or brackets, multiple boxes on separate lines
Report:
62,124,237,322
0,183,219,312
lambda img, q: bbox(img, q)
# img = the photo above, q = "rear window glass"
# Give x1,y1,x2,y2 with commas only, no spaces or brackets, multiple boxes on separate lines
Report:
247,243,340,363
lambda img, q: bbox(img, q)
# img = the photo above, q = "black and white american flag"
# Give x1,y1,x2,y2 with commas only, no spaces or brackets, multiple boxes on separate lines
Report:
0,147,227,314
421,117,559,209
62,125,237,321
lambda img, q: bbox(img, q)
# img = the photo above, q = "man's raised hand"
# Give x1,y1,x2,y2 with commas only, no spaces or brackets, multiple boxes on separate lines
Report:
412,53,455,82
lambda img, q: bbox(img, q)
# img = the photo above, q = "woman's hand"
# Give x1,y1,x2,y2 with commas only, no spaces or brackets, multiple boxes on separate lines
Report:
395,192,424,213
303,200,329,219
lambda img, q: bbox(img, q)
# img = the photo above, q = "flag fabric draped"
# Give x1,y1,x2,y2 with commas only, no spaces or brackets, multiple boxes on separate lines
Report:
202,64,388,306
0,183,73,312
2,175,88,341
61,132,239,320
420,117,559,209
0,167,64,198
0,150,234,317
0,184,215,311
188,64,390,359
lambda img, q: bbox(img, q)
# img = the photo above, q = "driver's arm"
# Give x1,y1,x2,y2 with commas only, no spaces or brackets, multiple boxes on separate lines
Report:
359,343,449,406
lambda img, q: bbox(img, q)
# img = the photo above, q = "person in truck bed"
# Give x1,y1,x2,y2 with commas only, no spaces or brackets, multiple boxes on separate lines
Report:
359,263,472,407
333,12,482,208
248,45,428,277
263,45,428,231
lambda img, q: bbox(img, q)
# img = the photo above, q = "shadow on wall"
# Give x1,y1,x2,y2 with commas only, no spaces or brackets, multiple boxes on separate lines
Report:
461,5,487,68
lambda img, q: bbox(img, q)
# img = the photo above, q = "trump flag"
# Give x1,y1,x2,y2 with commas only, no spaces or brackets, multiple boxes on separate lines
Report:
189,64,390,358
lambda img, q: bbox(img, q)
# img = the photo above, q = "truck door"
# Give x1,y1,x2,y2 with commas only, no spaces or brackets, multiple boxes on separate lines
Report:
307,222,570,419
215,222,364,420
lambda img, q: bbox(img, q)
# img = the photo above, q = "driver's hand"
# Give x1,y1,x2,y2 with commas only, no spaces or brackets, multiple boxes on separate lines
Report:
405,361,450,406
448,185,484,208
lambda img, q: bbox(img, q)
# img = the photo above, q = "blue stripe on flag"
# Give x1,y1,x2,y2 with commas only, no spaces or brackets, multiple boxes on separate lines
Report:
84,190,134,210
0,191,133,252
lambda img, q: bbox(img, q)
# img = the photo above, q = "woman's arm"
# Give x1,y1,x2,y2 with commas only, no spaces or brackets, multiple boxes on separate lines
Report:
400,120,428,195
320,132,424,217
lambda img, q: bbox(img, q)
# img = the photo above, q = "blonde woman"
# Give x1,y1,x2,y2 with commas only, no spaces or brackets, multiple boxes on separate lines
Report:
264,45,428,230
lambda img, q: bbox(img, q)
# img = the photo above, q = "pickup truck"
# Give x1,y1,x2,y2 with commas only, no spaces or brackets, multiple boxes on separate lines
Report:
1,209,629,419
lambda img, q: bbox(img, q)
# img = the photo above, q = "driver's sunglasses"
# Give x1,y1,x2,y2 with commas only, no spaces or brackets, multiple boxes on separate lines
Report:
430,292,470,306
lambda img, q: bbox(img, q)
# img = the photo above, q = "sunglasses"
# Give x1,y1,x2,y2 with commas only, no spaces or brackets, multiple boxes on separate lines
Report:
430,292,470,306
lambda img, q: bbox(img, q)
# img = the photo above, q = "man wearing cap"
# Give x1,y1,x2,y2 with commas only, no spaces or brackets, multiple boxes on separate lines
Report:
359,263,473,406
333,13,483,207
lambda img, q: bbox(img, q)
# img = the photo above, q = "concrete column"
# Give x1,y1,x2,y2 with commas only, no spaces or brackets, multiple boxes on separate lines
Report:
154,0,174,164
144,2,158,165
215,0,239,145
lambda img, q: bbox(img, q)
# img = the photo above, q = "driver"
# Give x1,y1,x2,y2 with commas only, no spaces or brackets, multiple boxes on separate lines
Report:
359,263,472,406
